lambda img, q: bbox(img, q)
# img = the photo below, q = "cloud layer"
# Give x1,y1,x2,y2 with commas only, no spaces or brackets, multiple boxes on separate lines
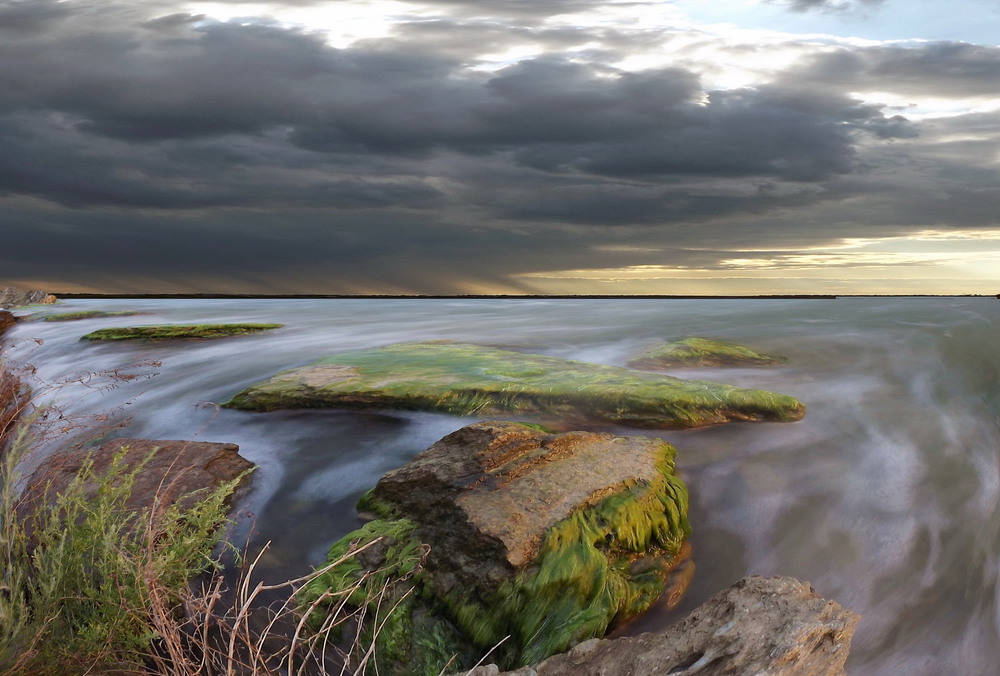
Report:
1,0,998,293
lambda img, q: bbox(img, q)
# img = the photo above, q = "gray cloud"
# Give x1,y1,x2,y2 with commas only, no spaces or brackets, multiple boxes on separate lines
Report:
0,0,995,293
776,0,884,13
785,42,1000,98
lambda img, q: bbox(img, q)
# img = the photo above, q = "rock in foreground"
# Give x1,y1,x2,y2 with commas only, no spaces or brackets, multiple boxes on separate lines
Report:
81,323,283,341
224,342,804,428
466,575,859,676
20,438,255,520
303,421,693,675
628,336,787,369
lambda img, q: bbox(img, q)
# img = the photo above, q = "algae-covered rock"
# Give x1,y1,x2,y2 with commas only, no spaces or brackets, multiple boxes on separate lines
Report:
81,323,283,341
43,310,149,322
224,342,804,428
302,421,693,675
628,336,787,370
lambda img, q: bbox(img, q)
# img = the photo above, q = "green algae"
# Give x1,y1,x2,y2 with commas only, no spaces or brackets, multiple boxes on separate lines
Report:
80,323,283,341
629,336,787,369
223,341,804,428
302,438,691,674
43,311,148,322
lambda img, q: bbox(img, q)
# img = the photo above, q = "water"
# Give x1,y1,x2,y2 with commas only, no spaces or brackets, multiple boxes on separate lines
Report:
4,296,1000,674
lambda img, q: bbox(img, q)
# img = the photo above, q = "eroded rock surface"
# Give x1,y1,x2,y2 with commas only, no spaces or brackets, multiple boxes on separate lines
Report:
20,438,255,519
304,421,693,675
465,575,859,676
225,341,804,428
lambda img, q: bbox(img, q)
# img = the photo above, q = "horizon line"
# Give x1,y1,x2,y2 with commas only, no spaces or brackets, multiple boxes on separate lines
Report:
47,293,999,300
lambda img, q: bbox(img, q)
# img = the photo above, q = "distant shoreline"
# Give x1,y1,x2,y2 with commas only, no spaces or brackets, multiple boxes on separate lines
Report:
45,293,998,300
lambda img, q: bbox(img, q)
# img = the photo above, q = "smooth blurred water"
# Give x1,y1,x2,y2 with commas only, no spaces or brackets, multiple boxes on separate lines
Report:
4,296,1000,674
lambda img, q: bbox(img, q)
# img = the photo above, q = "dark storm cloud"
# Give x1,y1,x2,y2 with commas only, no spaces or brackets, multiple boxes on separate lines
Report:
0,2,912,215
1,0,991,293
785,42,1000,98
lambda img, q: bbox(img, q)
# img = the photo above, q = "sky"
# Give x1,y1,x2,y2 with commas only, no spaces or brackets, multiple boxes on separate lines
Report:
2,0,999,295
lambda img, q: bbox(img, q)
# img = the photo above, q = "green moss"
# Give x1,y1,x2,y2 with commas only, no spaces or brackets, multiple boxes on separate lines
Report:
443,446,690,667
223,342,804,428
303,518,466,675
81,323,283,341
629,336,787,368
43,311,148,322
303,444,690,674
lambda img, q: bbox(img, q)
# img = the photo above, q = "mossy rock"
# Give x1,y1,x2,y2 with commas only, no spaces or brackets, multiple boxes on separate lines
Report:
628,336,788,369
44,311,149,322
223,341,804,428
302,421,693,674
81,323,283,341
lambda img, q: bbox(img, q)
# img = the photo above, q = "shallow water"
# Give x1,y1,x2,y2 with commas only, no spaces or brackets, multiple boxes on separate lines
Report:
5,296,1000,674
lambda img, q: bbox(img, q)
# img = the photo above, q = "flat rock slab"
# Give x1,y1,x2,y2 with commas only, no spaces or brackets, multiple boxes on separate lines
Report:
82,323,283,341
466,575,859,676
225,341,804,428
628,336,787,369
305,421,693,674
375,421,676,568
20,438,255,520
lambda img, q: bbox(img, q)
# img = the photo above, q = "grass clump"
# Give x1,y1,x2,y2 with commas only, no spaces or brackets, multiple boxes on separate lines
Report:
44,311,149,322
0,431,241,674
82,323,283,341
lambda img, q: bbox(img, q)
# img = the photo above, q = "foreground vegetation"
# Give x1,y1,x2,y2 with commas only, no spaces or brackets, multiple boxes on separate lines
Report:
0,361,401,675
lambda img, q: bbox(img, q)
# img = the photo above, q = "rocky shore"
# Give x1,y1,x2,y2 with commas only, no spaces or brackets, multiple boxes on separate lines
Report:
2,289,858,675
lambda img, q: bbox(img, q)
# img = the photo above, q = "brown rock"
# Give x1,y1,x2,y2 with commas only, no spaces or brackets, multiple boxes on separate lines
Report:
465,575,859,676
306,421,693,672
20,438,255,522
374,421,678,569
0,310,15,336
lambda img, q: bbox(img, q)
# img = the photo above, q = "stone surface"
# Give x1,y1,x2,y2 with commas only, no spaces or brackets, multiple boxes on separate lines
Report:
20,438,255,520
0,287,56,309
464,575,859,676
304,421,693,675
225,341,804,428
628,336,787,370
81,323,284,341
0,310,15,336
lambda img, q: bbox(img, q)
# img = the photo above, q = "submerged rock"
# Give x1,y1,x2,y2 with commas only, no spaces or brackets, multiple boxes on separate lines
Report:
43,310,149,322
224,341,804,428
464,575,859,676
628,336,787,370
302,421,693,675
19,438,255,521
81,323,283,341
